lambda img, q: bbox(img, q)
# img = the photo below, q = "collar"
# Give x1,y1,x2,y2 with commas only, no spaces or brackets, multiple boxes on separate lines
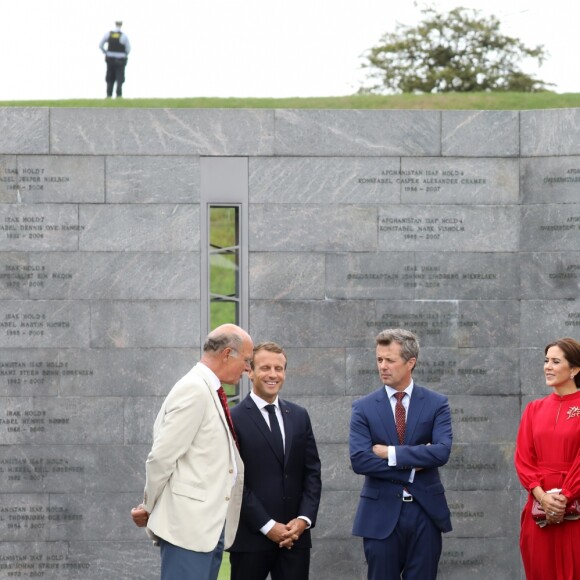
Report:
198,362,221,391
384,380,414,399
250,390,279,410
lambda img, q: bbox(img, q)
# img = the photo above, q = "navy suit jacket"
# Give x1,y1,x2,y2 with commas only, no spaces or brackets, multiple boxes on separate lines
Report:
228,394,322,552
350,384,453,539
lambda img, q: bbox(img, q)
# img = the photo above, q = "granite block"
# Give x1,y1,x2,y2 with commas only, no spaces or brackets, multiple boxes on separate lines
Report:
106,155,200,203
318,443,362,491
455,300,520,348
250,252,325,299
0,155,18,201
66,541,159,580
314,490,360,538
0,108,49,154
249,205,377,252
520,203,580,251
26,251,200,300
250,300,375,348
416,347,519,396
47,492,141,541
58,348,198,396
249,156,400,204
79,204,199,252
0,204,81,251
374,300,519,348
90,300,200,348
0,494,51,542
400,157,519,203
520,300,580,347
415,252,519,300
280,347,346,396
325,252,413,300
520,252,580,300
0,348,61,396
0,252,31,299
0,300,90,348
50,108,274,155
291,395,354,444
521,109,580,156
438,537,521,580
442,443,518,490
311,539,366,580
521,155,580,204
346,346,519,397
0,397,124,445
274,109,440,156
442,110,520,157
12,156,105,203
0,541,92,580
124,396,167,445
446,490,519,538
0,444,149,493
379,205,519,252
519,347,548,397
330,252,520,300
448,395,520,444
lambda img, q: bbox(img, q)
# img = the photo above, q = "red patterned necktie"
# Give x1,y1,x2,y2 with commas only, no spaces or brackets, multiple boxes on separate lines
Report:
217,386,239,449
394,392,406,444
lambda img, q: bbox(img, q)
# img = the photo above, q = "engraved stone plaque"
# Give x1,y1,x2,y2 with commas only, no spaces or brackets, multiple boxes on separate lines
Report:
400,157,519,204
379,205,519,252
0,204,81,251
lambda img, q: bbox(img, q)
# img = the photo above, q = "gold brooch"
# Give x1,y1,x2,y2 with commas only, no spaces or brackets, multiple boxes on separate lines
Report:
567,406,580,420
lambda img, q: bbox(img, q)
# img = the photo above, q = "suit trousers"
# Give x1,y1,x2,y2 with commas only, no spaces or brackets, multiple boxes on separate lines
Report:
363,500,441,580
229,547,310,580
159,531,224,580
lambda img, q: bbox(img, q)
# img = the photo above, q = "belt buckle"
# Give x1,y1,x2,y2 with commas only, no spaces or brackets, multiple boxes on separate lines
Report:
402,495,413,502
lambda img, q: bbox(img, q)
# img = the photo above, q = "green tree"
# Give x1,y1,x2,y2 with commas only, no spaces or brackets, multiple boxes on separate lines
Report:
360,6,552,93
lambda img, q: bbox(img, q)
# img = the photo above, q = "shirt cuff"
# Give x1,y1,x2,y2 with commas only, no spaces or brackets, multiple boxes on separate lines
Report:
387,445,396,466
298,516,311,529
260,519,275,535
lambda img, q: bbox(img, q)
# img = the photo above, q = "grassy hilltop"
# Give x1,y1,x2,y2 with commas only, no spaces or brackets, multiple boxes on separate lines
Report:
2,92,580,109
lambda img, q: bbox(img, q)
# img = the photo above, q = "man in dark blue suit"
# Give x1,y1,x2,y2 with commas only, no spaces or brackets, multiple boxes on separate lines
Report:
350,328,452,580
228,341,322,580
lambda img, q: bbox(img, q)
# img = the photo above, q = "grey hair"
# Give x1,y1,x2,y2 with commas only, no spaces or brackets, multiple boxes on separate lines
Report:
203,329,243,354
375,328,420,365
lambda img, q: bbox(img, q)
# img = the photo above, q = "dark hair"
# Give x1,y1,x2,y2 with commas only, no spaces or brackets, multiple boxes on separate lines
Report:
251,341,287,370
545,337,580,388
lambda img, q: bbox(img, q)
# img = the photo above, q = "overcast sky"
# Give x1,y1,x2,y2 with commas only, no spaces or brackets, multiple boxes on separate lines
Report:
1,0,577,100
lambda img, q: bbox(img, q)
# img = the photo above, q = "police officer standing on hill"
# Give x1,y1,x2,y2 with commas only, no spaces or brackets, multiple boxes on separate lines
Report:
99,20,131,98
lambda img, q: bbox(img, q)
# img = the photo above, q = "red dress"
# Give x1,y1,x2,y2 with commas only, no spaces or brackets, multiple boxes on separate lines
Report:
514,390,580,579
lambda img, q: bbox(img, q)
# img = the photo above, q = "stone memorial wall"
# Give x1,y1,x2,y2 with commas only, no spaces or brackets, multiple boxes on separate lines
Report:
1,107,579,579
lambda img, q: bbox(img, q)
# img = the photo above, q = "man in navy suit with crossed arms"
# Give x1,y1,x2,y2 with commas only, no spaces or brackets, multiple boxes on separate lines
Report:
350,328,453,580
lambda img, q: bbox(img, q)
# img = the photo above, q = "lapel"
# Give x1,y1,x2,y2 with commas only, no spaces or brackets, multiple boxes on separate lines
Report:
194,363,231,438
373,387,399,445
405,384,426,443
244,395,285,465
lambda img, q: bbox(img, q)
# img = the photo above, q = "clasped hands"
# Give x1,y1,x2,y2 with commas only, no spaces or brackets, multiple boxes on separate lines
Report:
540,491,567,525
266,518,307,550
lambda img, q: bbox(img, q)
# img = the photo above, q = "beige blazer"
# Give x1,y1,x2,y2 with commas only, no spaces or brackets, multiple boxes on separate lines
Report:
142,363,244,552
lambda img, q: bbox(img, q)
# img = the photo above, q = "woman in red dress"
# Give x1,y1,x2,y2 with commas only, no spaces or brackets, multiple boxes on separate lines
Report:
515,337,580,579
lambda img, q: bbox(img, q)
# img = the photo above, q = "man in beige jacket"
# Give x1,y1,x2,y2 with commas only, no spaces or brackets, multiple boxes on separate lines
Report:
131,323,253,580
